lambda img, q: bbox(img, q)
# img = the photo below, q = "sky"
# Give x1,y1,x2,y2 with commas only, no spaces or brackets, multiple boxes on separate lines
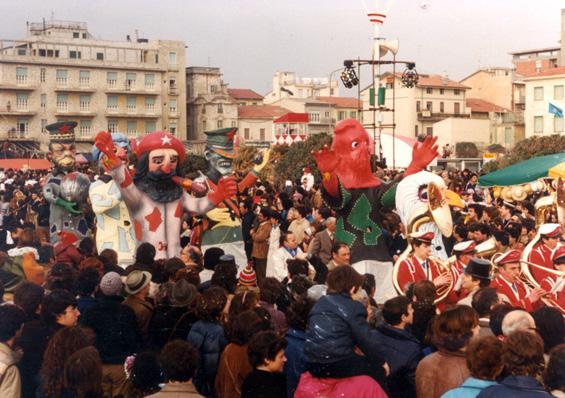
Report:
1,0,564,95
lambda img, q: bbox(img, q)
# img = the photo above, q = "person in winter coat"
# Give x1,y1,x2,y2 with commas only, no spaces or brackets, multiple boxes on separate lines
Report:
374,295,421,398
187,286,228,397
53,231,83,268
303,266,388,390
477,331,553,398
441,336,503,398
0,305,26,398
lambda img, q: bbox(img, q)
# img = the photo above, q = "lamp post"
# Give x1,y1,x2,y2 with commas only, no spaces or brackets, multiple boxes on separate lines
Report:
327,67,344,133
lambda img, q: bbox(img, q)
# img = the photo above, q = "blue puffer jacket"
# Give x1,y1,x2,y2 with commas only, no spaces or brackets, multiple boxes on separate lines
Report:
187,320,227,397
304,293,385,364
285,328,307,398
476,375,553,398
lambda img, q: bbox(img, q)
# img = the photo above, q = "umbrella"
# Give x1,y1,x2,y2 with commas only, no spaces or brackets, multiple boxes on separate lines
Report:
478,153,565,187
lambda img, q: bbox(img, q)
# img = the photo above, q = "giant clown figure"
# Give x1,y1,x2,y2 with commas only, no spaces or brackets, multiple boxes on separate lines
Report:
94,130,237,260
312,119,438,302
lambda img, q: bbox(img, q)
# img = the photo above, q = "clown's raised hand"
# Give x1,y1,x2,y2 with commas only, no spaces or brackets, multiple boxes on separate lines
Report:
208,176,237,205
312,145,339,175
253,149,271,174
94,131,120,169
405,135,439,176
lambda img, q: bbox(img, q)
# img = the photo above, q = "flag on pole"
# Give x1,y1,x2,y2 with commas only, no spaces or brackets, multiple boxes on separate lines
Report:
548,102,563,118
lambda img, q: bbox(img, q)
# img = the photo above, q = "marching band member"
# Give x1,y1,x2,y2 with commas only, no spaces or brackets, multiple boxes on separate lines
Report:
539,246,565,314
451,240,476,300
527,223,561,283
491,249,545,311
396,231,456,306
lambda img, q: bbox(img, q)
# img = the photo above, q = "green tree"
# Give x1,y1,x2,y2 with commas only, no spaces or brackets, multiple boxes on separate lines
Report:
180,153,208,179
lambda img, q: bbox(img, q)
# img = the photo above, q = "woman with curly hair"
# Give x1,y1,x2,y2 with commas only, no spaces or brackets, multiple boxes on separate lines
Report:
63,346,104,398
38,326,93,398
477,331,551,397
543,344,565,397
415,305,479,398
406,280,437,347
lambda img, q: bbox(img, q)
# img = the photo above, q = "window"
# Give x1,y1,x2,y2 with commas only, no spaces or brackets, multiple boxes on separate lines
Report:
17,48,26,56
534,87,544,101
40,68,46,83
350,111,356,119
69,50,81,59
231,121,236,127
127,96,136,113
440,102,444,113
244,128,250,139
426,102,432,112
426,127,433,136
56,69,68,86
324,111,330,118
554,116,564,133
554,85,564,100
415,125,419,136
145,97,155,113
169,99,177,114
169,123,177,135
16,67,27,84
260,128,266,141
169,75,177,90
217,103,223,114
41,119,47,133
80,95,91,112
17,119,29,137
56,94,68,111
96,52,104,60
202,120,206,133
126,73,136,89
426,87,432,94
416,101,421,112
454,89,461,95
534,116,544,134
210,85,218,94
107,95,118,112
440,88,445,95
127,121,137,136
40,94,46,109
73,32,80,38
454,102,460,114
309,112,320,122
217,120,223,128
107,72,117,88
145,73,155,89
168,52,177,66
145,121,156,133
79,70,90,87
79,120,91,137
338,111,346,120
16,93,28,110
504,127,513,145
202,104,206,114
108,119,118,132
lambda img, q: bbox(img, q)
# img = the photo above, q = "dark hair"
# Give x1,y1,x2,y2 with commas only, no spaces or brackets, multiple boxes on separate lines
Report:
164,257,185,281
454,224,469,240
160,340,200,383
326,266,364,295
195,286,227,322
78,237,96,257
98,248,118,268
286,298,314,331
406,280,436,307
468,203,484,219
76,267,100,296
493,230,509,246
362,274,376,298
431,305,478,352
287,259,309,278
0,304,25,342
505,224,521,240
522,218,536,232
131,351,164,395
382,296,412,326
247,331,288,368
229,310,271,345
471,287,499,318
13,281,44,316
489,303,514,337
288,275,313,300
41,326,92,398
41,289,77,325
466,336,504,380
543,344,565,392
136,242,156,265
64,346,103,398
318,207,332,220
295,205,309,219
46,262,76,293
331,242,349,255
503,330,545,377
279,231,294,247
259,278,283,304
531,306,565,353
229,290,260,320
203,247,225,271
211,262,238,294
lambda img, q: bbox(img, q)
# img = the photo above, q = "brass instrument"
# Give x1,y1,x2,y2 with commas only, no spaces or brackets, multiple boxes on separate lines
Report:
475,237,498,260
392,182,455,304
535,195,557,227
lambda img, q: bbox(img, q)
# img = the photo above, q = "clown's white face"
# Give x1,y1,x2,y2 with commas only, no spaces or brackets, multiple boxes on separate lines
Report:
149,148,178,174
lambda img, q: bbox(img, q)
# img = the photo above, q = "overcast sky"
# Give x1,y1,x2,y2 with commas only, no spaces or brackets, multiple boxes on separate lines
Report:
1,0,564,94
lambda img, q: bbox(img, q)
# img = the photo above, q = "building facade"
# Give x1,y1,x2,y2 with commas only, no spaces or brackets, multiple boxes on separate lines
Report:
186,66,238,141
0,21,186,150
264,71,338,104
237,104,288,145
228,88,264,106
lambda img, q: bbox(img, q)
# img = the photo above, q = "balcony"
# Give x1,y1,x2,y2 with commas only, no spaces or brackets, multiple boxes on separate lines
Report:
168,87,179,96
515,95,526,105
104,110,160,118
54,109,96,117
417,111,470,122
0,83,37,91
54,86,96,93
0,106,36,116
308,117,336,125
5,128,30,140
105,84,159,95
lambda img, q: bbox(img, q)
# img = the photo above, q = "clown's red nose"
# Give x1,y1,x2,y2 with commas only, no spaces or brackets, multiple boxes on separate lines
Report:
161,164,172,174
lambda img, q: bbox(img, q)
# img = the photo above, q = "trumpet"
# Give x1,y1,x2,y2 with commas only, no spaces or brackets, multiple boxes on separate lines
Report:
519,259,565,312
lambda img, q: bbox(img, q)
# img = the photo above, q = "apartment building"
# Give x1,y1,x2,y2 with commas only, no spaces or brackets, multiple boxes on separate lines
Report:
264,71,338,104
186,66,238,141
0,20,186,151
523,67,565,137
237,104,288,145
228,88,263,106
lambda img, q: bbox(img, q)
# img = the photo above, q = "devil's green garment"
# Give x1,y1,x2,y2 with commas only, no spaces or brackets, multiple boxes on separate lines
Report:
322,181,397,263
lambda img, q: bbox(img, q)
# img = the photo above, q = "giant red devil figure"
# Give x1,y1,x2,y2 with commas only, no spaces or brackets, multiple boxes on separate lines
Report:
313,119,438,302
95,130,237,260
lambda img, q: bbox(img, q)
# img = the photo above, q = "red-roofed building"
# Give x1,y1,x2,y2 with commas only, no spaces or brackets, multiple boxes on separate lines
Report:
273,113,309,145
237,105,289,146
228,88,264,106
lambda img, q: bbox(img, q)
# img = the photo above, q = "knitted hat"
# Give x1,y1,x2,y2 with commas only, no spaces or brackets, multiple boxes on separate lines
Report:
125,270,152,295
136,131,185,162
239,265,257,287
100,272,123,296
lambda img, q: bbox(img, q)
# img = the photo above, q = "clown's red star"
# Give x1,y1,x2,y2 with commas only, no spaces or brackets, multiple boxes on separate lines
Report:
145,207,162,232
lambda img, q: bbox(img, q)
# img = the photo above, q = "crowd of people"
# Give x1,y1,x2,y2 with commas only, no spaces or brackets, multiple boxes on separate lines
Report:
0,164,564,398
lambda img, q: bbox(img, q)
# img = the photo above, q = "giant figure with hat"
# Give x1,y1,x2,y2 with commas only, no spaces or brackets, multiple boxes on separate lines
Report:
89,133,136,266
94,130,237,260
43,121,91,243
312,119,439,302
198,127,270,270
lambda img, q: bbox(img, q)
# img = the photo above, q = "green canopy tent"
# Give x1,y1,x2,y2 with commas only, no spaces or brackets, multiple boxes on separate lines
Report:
478,153,565,187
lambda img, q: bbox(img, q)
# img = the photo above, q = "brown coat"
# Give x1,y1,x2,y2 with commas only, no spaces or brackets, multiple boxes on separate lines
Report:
415,350,469,398
123,295,154,341
251,221,271,260
307,229,333,265
215,343,252,398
